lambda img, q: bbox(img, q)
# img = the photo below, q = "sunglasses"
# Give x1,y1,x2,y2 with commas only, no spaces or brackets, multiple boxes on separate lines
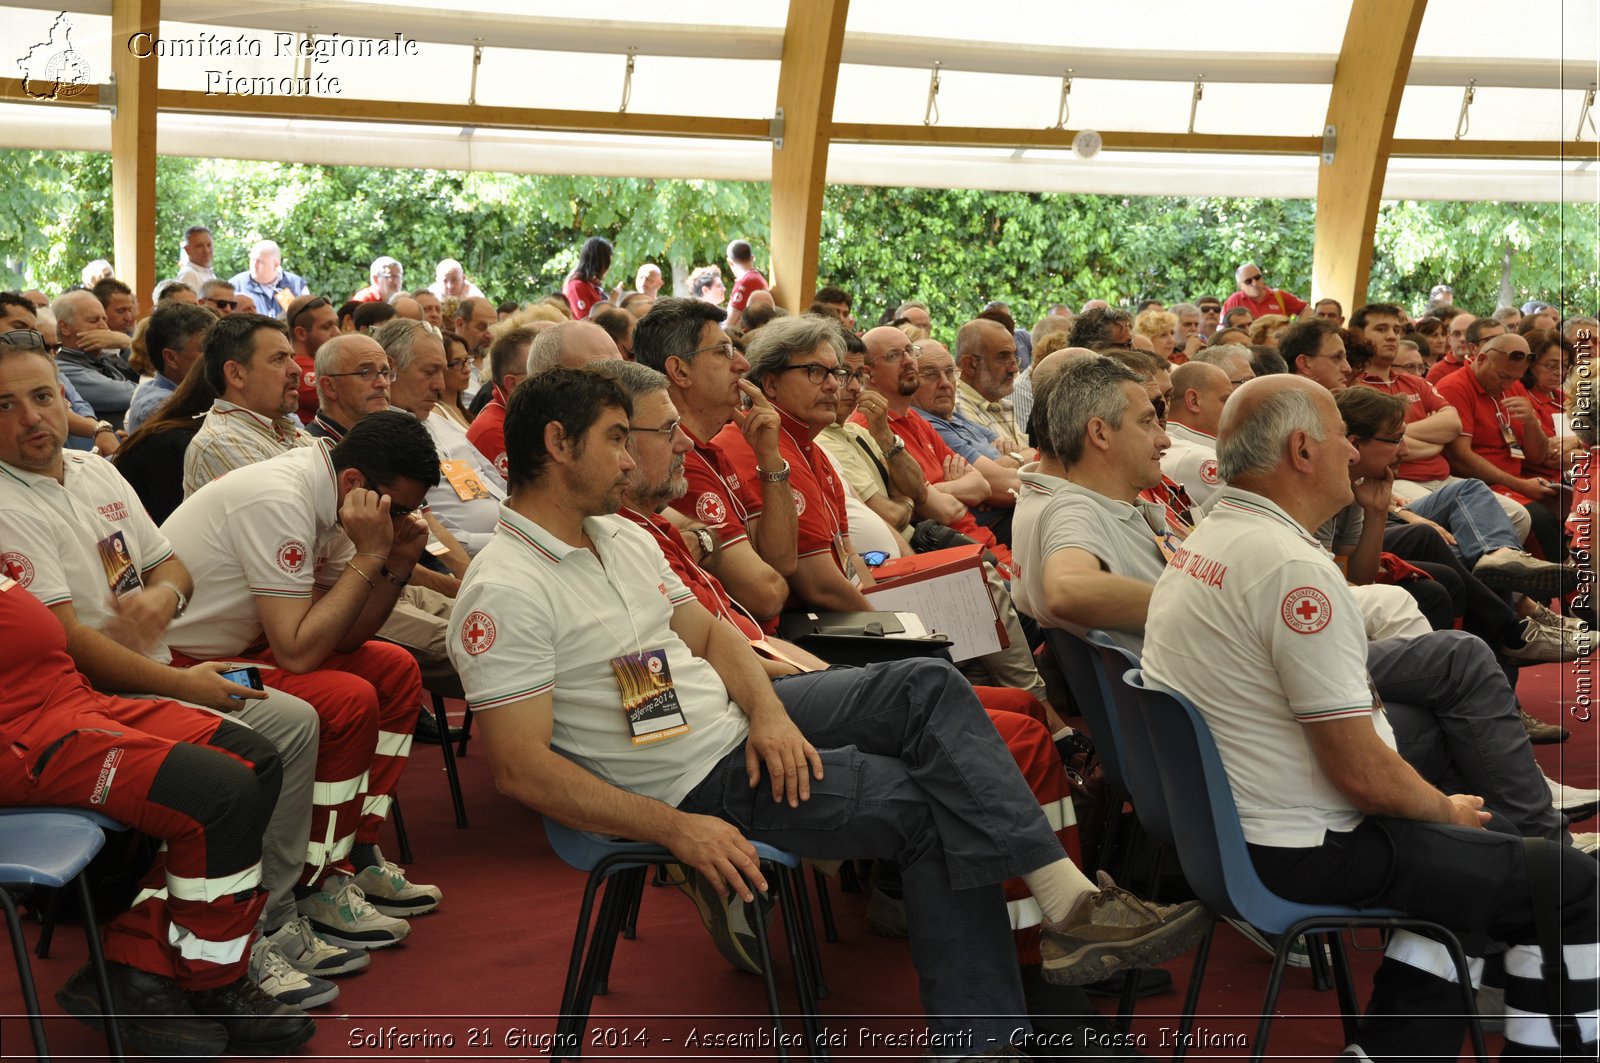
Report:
0,328,46,350
287,297,330,332
361,474,418,519
1242,274,1263,285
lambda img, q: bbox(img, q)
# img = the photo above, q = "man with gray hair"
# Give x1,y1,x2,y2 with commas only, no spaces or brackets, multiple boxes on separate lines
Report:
200,278,242,316
635,297,796,623
1221,261,1306,321
1144,374,1598,1061
353,257,404,303
175,224,216,291
229,240,308,319
53,288,137,429
1170,302,1203,360
376,318,505,556
1066,307,1131,352
1191,342,1255,388
126,302,214,434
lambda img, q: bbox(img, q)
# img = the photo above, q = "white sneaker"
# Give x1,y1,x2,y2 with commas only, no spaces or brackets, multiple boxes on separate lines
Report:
1547,777,1600,814
249,933,339,1009
352,861,442,917
297,875,411,950
267,915,370,977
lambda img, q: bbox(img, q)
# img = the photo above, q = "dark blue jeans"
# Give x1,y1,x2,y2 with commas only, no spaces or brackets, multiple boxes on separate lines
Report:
677,658,1065,1051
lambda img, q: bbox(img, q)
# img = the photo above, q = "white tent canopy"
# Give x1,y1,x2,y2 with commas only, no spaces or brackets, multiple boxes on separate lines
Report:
2,0,1596,202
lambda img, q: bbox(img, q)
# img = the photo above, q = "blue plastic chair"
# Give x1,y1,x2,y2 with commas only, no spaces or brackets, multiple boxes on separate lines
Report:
543,820,828,1061
1042,628,1135,876
1124,669,1488,1063
0,810,126,1061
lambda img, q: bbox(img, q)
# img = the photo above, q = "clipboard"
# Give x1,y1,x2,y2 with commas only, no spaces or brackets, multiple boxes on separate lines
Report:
864,543,1007,662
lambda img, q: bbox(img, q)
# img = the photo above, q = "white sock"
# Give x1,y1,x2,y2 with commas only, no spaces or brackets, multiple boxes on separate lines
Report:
1022,856,1096,924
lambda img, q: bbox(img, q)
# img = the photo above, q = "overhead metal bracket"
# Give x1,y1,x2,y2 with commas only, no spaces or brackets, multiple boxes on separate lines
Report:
100,72,117,115
1053,69,1074,130
301,30,316,81
923,60,942,127
1321,123,1336,165
1454,78,1476,140
770,106,785,150
618,47,636,114
468,39,483,106
1187,74,1205,134
1577,82,1597,142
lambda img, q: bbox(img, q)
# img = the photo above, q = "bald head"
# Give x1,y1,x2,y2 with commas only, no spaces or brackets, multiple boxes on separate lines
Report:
391,296,422,321
526,320,623,377
1027,347,1098,453
1169,361,1232,435
314,332,385,378
1215,374,1348,520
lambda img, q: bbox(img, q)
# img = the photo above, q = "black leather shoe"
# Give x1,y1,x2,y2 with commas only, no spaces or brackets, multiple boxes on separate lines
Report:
56,961,229,1058
188,978,315,1055
413,706,464,745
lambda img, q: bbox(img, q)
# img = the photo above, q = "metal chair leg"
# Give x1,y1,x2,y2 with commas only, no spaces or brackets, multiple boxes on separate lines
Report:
1171,914,1216,1062
747,882,788,1061
35,886,59,959
622,867,645,940
811,866,838,943
553,872,608,1060
76,874,125,1061
431,693,468,828
790,868,827,1000
389,793,413,865
1,888,50,1061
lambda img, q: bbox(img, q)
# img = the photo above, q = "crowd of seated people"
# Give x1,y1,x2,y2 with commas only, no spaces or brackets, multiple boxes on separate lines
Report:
2,231,1596,1060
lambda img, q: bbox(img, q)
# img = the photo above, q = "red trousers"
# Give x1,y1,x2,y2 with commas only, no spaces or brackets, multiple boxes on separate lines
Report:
0,692,275,990
972,687,1079,967
175,640,421,883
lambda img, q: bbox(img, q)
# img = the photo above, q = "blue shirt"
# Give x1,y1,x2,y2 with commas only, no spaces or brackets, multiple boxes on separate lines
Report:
229,269,309,318
917,406,1004,462
61,370,96,451
125,374,177,436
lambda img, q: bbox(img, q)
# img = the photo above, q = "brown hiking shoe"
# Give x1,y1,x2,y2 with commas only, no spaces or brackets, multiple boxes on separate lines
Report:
1038,871,1209,986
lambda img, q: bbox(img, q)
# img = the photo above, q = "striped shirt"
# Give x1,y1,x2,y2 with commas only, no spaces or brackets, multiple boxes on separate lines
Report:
183,398,312,497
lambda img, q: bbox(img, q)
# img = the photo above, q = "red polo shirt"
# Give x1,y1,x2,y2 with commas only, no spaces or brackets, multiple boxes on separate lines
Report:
293,353,318,426
714,409,847,569
728,269,768,315
1526,388,1566,480
1434,365,1540,496
563,277,606,319
1426,353,1468,386
671,425,752,549
1355,369,1453,482
466,391,509,479
619,507,763,640
855,406,1012,570
1220,288,1307,319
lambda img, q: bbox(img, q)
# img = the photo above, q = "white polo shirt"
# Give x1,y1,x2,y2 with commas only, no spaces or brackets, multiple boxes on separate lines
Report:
162,440,354,659
1143,486,1395,849
1160,422,1224,508
0,452,176,664
422,410,506,556
449,507,750,808
1011,466,1168,651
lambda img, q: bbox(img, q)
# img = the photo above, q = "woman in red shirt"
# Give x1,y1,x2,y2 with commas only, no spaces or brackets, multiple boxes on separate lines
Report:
562,235,612,319
1522,328,1578,482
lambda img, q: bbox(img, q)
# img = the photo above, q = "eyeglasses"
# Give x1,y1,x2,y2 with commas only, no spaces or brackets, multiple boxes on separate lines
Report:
287,297,330,332
445,358,470,371
683,340,737,362
206,296,237,308
1310,352,1352,364
1357,432,1406,446
844,368,873,385
322,365,394,383
1242,274,1263,285
778,364,850,385
0,329,46,350
1152,395,1169,420
630,417,682,439
869,344,921,365
1198,305,1221,313
361,475,418,519
917,367,958,382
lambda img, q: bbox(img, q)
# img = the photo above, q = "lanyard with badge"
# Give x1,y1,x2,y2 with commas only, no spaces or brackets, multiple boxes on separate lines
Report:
1492,397,1525,460
35,470,144,600
556,532,691,746
439,459,492,501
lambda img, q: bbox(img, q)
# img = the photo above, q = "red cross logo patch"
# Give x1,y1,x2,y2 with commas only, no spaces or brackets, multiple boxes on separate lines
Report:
1281,586,1332,634
694,491,725,525
275,540,309,575
460,610,496,656
1200,459,1219,485
0,552,33,587
791,487,807,516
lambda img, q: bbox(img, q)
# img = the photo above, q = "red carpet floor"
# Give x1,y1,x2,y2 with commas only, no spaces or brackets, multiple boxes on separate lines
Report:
2,659,1593,1061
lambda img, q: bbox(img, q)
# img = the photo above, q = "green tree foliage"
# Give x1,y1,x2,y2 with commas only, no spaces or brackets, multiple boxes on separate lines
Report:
2,149,1592,328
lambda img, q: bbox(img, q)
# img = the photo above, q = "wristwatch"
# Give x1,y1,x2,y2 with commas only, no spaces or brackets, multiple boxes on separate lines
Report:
757,461,791,483
93,420,115,438
690,526,718,563
152,580,188,617
884,437,907,460
380,565,411,588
